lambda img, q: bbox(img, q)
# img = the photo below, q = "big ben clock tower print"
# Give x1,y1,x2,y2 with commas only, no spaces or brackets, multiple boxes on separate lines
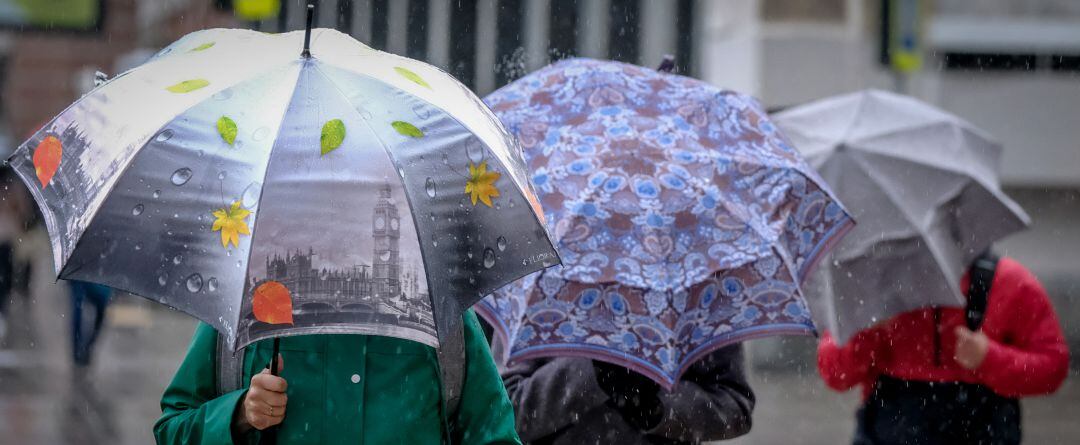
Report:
372,182,402,300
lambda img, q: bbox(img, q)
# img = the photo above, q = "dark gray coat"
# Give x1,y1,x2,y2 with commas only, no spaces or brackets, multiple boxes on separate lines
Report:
492,340,754,444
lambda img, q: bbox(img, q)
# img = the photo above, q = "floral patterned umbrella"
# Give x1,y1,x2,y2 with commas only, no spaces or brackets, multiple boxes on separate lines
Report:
476,58,853,388
3,27,558,354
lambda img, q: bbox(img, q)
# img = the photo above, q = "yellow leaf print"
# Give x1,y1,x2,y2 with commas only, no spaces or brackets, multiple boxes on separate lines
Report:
465,161,501,207
211,200,252,248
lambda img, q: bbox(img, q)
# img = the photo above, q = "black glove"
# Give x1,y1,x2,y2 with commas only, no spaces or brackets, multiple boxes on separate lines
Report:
593,360,664,430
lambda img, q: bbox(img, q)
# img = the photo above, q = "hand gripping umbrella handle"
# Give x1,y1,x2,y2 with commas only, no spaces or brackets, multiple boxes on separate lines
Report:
260,337,282,445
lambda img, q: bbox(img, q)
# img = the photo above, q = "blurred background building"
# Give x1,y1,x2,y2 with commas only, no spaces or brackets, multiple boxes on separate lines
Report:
0,0,1076,443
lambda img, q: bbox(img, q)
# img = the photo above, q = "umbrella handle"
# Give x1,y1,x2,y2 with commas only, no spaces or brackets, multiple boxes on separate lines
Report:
260,337,282,445
656,54,676,73
302,2,314,58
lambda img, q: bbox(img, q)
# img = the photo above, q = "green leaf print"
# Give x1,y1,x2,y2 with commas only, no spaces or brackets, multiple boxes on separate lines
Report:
217,116,238,146
321,119,346,155
392,121,424,138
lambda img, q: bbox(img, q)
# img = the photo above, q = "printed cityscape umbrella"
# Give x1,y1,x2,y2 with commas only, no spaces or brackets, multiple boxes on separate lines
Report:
476,58,853,388
774,89,1029,343
3,24,559,358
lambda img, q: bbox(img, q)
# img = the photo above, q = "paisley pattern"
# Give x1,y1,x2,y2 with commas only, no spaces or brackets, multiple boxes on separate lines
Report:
477,59,853,387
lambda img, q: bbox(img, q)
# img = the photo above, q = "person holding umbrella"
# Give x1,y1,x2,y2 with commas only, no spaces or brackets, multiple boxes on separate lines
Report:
478,58,854,444
5,9,561,445
774,90,1070,444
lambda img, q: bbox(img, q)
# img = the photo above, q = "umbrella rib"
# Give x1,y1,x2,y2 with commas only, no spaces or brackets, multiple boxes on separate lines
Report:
232,62,308,348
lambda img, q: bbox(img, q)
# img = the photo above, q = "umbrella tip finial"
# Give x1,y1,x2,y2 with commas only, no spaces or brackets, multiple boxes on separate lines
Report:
302,2,315,58
657,54,676,73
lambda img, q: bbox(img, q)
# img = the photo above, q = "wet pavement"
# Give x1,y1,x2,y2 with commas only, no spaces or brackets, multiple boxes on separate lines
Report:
0,228,1077,444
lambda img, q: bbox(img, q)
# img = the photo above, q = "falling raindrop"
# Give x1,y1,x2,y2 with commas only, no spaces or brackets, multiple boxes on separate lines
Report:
158,271,169,286
185,273,203,292
252,127,271,141
241,182,262,208
173,254,183,265
483,248,496,269
153,190,161,199
155,129,174,143
171,168,193,186
465,139,484,163
207,277,218,292
425,178,437,198
131,204,144,216
497,236,507,252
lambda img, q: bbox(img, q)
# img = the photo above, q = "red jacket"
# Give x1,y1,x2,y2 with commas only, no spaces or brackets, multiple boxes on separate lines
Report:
817,257,1069,400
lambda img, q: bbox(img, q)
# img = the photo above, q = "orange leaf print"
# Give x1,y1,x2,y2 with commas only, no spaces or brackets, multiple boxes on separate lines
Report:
252,281,294,325
32,136,62,187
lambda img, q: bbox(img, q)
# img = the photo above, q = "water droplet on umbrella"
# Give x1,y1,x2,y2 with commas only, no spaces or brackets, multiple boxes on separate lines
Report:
252,127,271,141
468,276,476,284
155,129,174,143
397,168,405,179
185,273,203,292
412,103,431,120
442,153,449,164
425,178,437,198
379,251,391,261
431,234,438,247
236,260,242,268
466,139,484,163
218,171,227,180
152,190,161,199
483,248,496,268
241,182,262,208
173,254,183,265
212,89,233,101
134,243,143,251
508,199,516,208
207,277,218,292
132,204,144,216
497,236,507,251
171,168,193,186
466,250,473,259
158,272,169,286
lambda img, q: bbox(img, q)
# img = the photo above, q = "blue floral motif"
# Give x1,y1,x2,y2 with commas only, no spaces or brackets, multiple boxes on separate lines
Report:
644,289,668,315
478,58,852,386
632,177,660,199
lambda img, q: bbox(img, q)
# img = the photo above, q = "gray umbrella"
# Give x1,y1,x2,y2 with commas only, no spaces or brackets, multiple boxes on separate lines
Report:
774,89,1029,342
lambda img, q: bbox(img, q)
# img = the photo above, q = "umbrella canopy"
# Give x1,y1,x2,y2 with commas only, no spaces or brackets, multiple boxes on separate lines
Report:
476,58,853,388
4,28,558,351
774,89,1029,342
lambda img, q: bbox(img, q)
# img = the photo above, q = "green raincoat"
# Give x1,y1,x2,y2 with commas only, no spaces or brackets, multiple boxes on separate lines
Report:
154,310,520,444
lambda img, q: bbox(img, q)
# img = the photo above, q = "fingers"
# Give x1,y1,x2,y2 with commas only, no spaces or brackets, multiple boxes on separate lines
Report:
253,370,288,393
954,325,973,339
243,394,287,430
244,369,289,430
